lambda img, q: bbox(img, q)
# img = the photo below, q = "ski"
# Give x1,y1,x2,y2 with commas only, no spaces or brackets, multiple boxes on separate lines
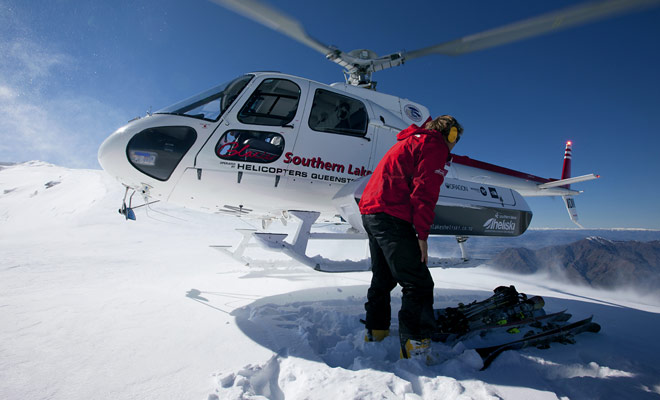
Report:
478,309,571,332
476,316,601,370
434,286,547,340
464,296,546,330
437,309,571,343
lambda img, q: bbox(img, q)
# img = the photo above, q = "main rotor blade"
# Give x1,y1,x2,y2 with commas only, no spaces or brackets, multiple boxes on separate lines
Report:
405,0,660,61
210,0,334,56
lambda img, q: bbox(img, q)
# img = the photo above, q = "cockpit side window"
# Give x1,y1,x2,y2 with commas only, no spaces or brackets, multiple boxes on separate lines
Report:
308,89,368,137
238,78,301,126
156,75,253,122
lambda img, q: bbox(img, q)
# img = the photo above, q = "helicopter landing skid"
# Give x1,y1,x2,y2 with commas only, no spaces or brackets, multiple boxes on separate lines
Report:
211,210,485,272
211,210,370,272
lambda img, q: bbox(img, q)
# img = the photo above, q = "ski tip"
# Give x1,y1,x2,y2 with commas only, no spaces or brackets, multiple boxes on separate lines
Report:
529,296,545,310
587,322,601,333
554,313,572,324
479,355,496,371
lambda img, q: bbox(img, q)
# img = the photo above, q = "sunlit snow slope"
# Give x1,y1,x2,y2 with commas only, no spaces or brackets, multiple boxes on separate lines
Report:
1,162,660,400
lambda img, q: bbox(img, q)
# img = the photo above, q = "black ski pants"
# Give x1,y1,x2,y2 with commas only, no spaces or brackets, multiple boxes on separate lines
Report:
362,213,435,342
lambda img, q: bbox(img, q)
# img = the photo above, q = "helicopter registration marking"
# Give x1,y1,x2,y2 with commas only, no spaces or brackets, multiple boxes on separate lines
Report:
129,151,157,166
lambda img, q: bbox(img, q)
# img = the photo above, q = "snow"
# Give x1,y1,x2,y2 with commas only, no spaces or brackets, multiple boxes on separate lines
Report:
2,162,660,400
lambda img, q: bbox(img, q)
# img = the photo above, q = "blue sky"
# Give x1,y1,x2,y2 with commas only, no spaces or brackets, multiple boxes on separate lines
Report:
1,0,659,229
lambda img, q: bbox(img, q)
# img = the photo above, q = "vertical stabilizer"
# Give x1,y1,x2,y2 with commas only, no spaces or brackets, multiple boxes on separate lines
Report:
561,141,582,227
561,141,572,188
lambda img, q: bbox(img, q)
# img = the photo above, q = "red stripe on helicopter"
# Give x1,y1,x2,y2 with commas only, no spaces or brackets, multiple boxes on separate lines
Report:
452,154,554,184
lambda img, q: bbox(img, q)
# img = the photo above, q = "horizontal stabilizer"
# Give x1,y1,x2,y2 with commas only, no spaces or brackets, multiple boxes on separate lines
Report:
537,173,600,189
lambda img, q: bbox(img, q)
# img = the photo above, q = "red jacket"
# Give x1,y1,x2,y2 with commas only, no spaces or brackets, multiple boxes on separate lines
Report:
359,120,449,240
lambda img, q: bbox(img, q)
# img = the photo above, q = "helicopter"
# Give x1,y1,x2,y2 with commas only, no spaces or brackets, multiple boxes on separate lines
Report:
97,0,657,271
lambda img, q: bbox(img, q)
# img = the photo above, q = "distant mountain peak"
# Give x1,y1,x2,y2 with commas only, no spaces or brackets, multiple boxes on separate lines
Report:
586,236,614,245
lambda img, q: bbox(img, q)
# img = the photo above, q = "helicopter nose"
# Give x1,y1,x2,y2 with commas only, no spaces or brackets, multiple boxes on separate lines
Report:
98,127,131,182
99,123,199,185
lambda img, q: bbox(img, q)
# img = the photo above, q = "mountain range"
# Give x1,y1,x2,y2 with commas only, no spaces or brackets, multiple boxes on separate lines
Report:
488,237,660,292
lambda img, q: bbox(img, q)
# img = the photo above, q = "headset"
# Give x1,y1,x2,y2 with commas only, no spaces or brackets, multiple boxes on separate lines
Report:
432,115,462,144
447,125,459,144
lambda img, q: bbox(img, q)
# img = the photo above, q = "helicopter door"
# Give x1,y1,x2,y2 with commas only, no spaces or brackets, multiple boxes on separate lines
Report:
369,124,400,171
282,85,373,210
169,76,308,214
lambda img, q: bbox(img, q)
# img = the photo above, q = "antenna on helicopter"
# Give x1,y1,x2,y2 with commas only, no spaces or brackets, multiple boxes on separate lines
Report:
211,0,659,89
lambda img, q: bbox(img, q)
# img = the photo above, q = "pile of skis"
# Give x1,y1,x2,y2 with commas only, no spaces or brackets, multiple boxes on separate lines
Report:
433,285,601,370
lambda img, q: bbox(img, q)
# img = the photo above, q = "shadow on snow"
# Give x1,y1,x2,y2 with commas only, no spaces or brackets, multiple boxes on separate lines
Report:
195,285,660,399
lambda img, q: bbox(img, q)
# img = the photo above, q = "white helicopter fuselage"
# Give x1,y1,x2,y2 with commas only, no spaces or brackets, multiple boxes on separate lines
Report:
100,72,431,215
99,71,591,235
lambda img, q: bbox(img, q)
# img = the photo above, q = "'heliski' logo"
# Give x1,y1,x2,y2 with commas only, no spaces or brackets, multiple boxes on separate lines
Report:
483,214,517,232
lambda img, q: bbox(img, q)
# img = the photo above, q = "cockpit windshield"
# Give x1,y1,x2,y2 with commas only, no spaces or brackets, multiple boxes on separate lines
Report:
156,75,254,121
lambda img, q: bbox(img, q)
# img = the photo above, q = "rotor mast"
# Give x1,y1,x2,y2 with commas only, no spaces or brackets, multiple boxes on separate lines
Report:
326,48,404,88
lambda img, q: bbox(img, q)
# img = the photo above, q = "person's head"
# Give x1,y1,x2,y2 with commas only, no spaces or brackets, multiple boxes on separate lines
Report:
424,115,463,150
336,102,350,120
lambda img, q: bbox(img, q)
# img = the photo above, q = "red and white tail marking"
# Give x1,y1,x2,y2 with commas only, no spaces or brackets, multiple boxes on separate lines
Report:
561,140,572,186
561,140,582,227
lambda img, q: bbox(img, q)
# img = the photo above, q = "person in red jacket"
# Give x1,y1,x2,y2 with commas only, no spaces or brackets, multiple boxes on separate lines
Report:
359,114,463,359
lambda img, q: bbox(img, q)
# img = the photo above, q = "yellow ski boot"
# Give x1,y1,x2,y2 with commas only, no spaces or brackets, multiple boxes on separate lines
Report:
365,329,390,342
400,338,431,361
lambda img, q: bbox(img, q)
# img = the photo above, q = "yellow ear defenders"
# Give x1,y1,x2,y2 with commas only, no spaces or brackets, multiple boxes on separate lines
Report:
447,125,459,144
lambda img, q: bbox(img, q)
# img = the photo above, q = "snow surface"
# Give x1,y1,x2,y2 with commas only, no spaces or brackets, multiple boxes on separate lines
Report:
2,162,660,400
